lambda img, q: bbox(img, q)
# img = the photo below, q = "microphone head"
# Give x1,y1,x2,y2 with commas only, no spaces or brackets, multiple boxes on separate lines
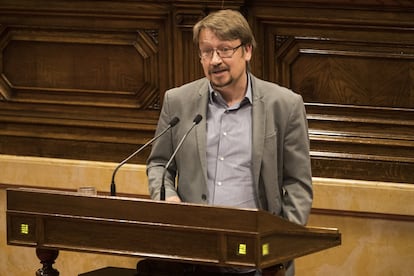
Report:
193,114,203,124
169,117,180,127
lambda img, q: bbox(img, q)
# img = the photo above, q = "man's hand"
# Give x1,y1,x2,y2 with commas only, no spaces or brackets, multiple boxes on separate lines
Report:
166,195,181,203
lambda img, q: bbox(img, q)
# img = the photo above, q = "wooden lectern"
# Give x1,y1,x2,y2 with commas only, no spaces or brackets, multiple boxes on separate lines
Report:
6,188,341,275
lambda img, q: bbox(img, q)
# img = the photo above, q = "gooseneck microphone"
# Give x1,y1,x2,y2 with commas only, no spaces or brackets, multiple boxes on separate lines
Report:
110,116,179,196
160,114,202,201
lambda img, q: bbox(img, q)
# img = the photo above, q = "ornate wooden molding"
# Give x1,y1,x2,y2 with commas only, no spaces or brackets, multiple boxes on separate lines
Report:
1,28,161,109
0,0,413,182
249,2,414,183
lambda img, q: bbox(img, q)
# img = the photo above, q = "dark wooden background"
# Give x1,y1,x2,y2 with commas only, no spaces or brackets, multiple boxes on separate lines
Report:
0,0,413,184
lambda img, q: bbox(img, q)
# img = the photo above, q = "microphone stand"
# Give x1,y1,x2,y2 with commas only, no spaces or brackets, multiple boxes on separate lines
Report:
110,117,179,196
160,115,202,200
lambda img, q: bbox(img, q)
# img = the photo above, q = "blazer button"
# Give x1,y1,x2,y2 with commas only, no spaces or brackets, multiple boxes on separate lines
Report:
201,194,207,201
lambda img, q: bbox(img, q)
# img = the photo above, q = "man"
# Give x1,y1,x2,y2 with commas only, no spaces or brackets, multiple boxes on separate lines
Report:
146,9,312,276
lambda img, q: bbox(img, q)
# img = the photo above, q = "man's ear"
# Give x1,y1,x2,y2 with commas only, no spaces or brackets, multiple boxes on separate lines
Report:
244,44,253,61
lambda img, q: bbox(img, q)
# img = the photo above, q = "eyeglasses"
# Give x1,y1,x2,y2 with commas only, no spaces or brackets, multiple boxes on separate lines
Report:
199,44,244,60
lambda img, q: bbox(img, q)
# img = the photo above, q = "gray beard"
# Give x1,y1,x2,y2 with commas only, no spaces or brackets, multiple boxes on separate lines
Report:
211,77,233,89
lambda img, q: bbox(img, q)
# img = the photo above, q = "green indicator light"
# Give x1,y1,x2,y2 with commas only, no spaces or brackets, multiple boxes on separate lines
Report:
20,223,29,235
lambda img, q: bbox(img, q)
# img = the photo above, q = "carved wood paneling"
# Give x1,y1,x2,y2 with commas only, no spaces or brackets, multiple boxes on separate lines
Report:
248,1,414,183
0,0,173,162
0,0,413,183
2,29,160,109
0,0,245,163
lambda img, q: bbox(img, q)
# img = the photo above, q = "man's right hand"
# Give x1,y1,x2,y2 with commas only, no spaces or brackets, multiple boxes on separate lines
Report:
166,195,181,203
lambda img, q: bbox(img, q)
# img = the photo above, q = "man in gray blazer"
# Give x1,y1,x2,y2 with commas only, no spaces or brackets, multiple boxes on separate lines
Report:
146,9,312,276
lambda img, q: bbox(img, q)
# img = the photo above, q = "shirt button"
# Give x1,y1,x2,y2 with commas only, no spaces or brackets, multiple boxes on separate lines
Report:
219,156,224,161
217,182,222,186
223,132,227,136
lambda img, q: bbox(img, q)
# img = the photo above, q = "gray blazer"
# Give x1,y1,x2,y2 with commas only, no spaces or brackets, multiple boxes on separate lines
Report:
147,75,312,226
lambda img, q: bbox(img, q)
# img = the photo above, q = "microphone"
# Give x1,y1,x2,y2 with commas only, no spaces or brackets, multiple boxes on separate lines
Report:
160,114,202,200
110,116,179,196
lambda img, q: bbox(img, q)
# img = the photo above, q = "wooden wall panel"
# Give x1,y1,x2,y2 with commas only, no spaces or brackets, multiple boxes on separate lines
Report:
0,0,177,163
2,30,159,108
0,0,242,163
248,1,414,183
0,0,413,183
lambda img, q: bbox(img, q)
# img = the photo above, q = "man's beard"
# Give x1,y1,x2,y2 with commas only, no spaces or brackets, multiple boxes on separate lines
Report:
211,77,233,88
209,67,233,88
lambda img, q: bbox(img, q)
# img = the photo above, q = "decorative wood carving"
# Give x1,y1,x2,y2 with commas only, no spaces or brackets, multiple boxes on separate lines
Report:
0,0,413,183
248,1,414,183
1,28,160,109
0,0,172,162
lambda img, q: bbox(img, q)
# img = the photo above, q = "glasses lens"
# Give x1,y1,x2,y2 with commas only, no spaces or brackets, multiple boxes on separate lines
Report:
200,50,212,59
219,49,232,58
199,44,243,59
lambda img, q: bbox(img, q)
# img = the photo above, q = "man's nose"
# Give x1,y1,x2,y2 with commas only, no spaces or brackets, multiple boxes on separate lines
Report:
210,50,222,64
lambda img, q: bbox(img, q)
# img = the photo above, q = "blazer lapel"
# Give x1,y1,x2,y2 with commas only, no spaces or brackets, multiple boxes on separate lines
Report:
195,80,209,185
251,76,266,190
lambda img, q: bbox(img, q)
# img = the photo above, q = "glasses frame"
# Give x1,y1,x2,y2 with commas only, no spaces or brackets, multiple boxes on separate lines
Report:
199,43,244,60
